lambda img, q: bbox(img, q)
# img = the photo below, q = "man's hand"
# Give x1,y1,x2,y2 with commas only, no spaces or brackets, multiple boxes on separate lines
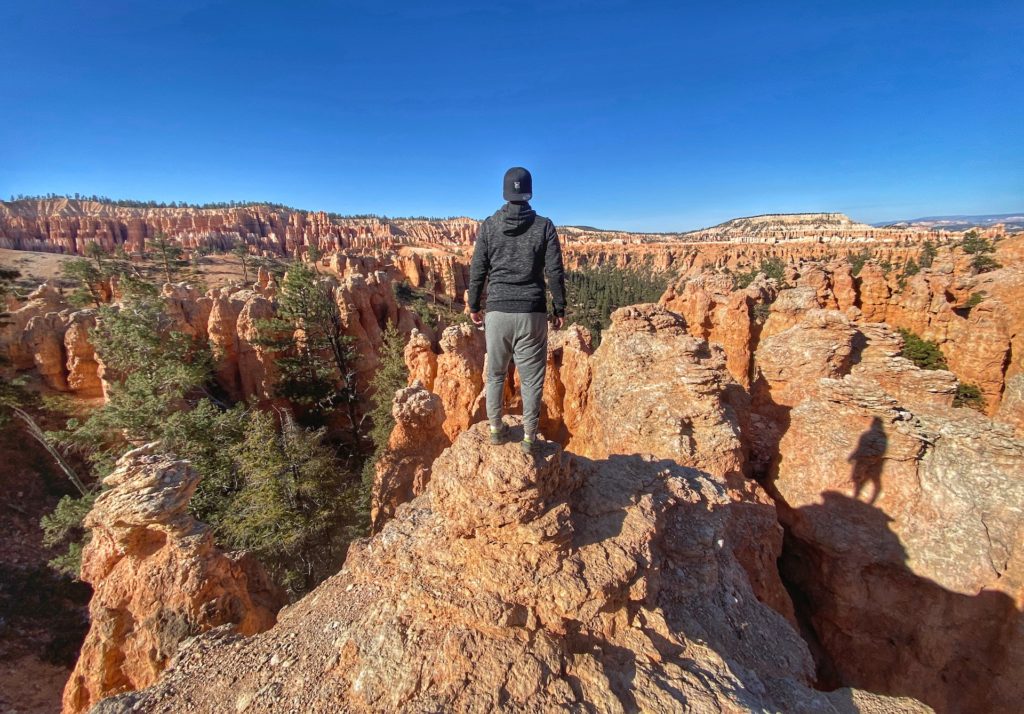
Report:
470,311,484,327
552,315,565,330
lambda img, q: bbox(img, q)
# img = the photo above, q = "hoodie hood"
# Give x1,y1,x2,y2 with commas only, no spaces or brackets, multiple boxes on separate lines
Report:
494,201,536,236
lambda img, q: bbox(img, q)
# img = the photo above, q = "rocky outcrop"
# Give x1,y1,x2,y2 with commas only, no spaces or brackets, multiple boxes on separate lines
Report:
62,444,284,714
661,274,777,387
370,384,450,530
773,376,1024,714
568,304,747,480
63,309,103,397
235,291,280,405
403,328,437,389
566,303,795,624
0,281,68,370
434,323,486,440
370,323,594,529
660,237,1024,414
93,421,930,713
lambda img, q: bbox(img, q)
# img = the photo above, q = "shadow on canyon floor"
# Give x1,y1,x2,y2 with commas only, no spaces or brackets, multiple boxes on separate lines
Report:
780,489,1021,714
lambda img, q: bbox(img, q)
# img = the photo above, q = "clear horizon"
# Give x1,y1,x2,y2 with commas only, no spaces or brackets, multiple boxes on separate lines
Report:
2,1,1021,232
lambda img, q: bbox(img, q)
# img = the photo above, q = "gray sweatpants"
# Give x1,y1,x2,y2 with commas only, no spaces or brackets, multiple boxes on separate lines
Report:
484,311,548,439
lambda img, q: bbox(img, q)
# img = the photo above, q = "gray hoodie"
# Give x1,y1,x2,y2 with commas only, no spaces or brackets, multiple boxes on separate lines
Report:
467,201,566,316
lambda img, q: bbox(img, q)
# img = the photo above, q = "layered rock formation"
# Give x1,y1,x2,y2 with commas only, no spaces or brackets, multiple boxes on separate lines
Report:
93,421,929,713
0,199,477,256
0,282,105,397
63,444,284,714
681,212,949,244
661,234,1024,414
1,267,425,414
2,200,952,258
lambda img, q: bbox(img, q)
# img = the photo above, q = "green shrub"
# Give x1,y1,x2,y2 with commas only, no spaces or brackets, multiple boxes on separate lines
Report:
966,292,986,309
40,493,96,577
953,383,985,410
222,411,362,595
971,253,1002,273
361,322,408,497
732,257,788,290
919,240,937,268
960,230,991,254
898,328,948,370
752,303,772,323
848,250,872,277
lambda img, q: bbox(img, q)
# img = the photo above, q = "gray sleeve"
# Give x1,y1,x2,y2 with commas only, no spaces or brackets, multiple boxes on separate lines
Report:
467,223,489,312
543,220,566,316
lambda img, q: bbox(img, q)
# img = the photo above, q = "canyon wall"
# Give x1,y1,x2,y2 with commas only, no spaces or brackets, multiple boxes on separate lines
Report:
3,200,961,255
0,199,476,256
0,268,430,414
662,234,1024,415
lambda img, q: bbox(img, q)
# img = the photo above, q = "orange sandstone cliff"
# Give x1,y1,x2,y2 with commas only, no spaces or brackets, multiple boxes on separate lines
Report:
62,444,284,714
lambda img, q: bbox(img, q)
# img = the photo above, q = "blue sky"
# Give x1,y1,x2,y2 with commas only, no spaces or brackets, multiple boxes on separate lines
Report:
1,1,1021,231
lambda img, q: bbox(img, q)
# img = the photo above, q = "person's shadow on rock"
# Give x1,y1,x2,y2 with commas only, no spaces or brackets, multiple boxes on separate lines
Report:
847,416,887,504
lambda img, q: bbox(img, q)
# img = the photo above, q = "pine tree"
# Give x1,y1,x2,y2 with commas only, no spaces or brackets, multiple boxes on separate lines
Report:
63,259,106,308
920,240,937,268
361,322,408,498
306,243,322,274
231,243,252,284
147,232,188,283
221,410,361,594
55,276,213,472
258,263,360,432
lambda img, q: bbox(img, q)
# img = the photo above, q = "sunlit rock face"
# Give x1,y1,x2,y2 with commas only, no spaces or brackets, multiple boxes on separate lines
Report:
62,444,284,714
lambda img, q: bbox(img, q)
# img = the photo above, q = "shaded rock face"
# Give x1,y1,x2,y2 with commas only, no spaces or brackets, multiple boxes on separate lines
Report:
93,422,929,714
774,377,1024,714
62,444,285,714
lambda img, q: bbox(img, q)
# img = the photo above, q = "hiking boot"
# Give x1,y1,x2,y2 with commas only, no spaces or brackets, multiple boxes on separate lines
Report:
520,437,538,454
489,424,508,445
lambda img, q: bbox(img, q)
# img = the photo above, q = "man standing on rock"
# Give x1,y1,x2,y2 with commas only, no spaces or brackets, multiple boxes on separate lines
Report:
468,167,566,453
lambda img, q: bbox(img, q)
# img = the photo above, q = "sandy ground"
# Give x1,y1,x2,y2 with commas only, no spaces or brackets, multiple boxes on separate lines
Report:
0,248,258,293
0,656,72,714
